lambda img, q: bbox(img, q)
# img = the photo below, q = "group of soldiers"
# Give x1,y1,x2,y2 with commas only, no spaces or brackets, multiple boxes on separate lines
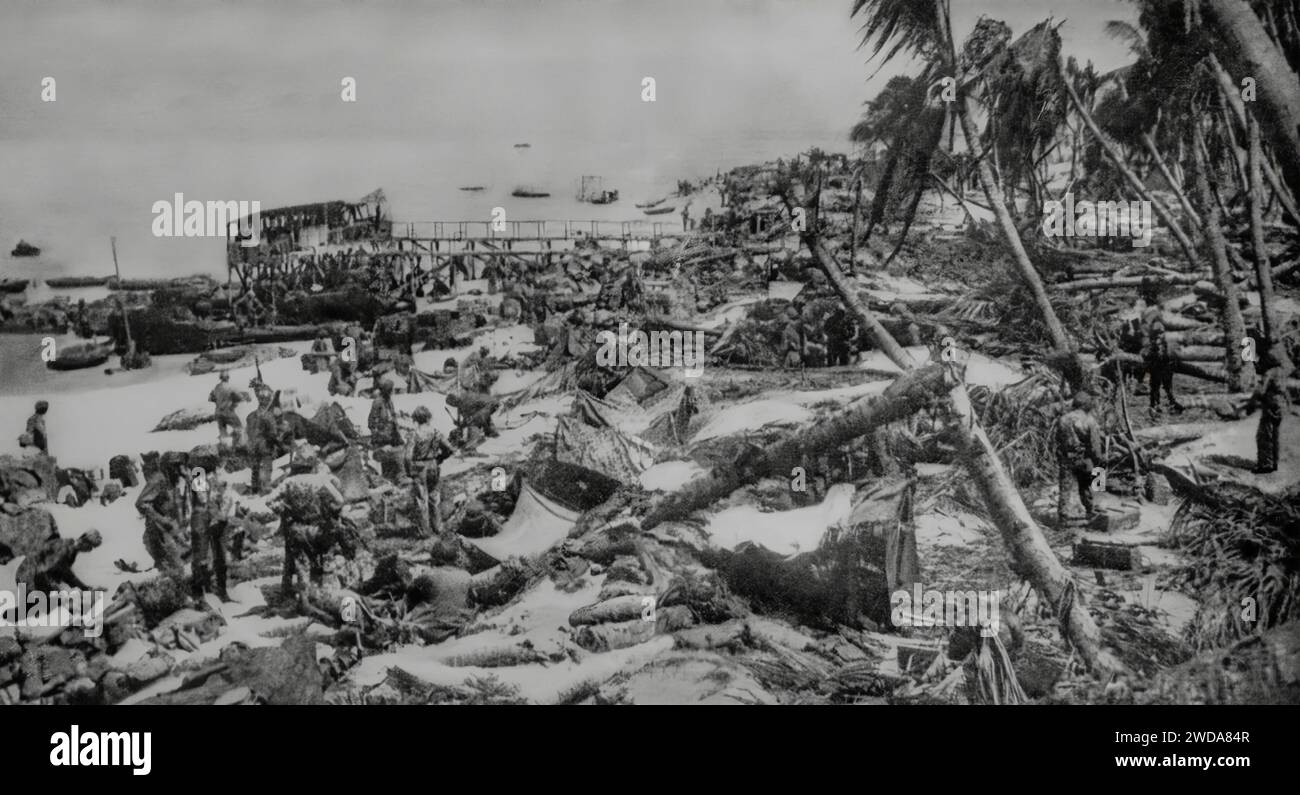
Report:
781,300,864,369
130,331,479,603
1054,313,1293,523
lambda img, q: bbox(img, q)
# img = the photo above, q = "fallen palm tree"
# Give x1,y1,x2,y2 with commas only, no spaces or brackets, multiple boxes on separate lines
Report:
797,202,1117,672
1054,273,1205,293
642,363,954,527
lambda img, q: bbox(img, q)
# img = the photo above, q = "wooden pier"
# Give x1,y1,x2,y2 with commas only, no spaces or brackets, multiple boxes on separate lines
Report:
227,218,723,321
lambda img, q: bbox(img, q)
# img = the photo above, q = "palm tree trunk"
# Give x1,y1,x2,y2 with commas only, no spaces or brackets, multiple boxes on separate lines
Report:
1141,132,1202,227
1191,123,1250,392
1202,0,1300,205
864,145,902,242
850,172,863,268
1061,70,1202,269
1207,53,1300,225
805,228,1116,674
953,93,1073,355
641,363,951,529
1247,115,1282,351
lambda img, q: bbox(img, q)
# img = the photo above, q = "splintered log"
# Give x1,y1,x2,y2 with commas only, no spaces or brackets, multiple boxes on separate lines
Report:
1054,273,1204,293
642,362,954,528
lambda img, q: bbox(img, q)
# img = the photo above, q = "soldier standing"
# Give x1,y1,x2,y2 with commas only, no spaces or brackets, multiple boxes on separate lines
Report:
1144,321,1182,416
1056,391,1104,525
368,379,401,448
136,452,188,580
208,371,245,448
1252,349,1289,474
782,306,803,369
405,406,454,537
188,465,234,602
244,389,281,495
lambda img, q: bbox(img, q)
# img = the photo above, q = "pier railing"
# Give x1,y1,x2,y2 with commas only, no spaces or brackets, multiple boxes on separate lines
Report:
396,219,674,240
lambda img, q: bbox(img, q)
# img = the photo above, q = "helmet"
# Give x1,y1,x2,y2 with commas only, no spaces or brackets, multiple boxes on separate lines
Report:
412,406,432,423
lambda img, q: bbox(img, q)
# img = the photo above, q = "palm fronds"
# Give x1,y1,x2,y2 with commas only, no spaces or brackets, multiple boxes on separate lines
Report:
1167,480,1300,649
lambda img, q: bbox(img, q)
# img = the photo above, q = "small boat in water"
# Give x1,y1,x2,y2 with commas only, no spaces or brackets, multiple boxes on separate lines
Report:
513,143,531,149
642,205,676,216
635,198,667,209
576,176,618,205
10,240,40,257
45,275,112,288
458,186,486,192
47,339,116,371
511,186,550,198
0,278,30,294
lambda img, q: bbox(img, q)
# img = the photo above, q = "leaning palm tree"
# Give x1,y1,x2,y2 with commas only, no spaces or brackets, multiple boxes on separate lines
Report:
1059,56,1202,269
849,75,936,244
1199,0,1300,204
851,0,1078,376
834,0,1119,674
1191,117,1251,392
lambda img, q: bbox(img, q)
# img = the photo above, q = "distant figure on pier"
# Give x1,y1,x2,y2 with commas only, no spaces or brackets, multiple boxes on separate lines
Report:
680,204,691,232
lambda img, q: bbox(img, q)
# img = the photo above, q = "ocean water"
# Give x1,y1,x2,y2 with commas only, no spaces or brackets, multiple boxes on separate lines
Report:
0,130,845,283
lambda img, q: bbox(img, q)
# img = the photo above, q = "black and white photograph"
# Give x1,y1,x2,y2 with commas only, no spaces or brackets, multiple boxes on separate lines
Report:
0,0,1297,737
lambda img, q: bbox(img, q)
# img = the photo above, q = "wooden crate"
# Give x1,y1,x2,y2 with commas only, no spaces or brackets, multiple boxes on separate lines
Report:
1072,538,1142,570
1088,504,1141,533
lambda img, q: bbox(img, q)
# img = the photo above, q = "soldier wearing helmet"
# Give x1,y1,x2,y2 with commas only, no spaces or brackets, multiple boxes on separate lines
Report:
405,405,453,537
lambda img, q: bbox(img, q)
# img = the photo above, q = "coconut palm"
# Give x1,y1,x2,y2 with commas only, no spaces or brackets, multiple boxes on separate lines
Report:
851,0,1076,366
1199,0,1300,204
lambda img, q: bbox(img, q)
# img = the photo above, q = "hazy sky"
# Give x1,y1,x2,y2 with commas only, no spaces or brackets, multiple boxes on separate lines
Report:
0,0,1138,145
